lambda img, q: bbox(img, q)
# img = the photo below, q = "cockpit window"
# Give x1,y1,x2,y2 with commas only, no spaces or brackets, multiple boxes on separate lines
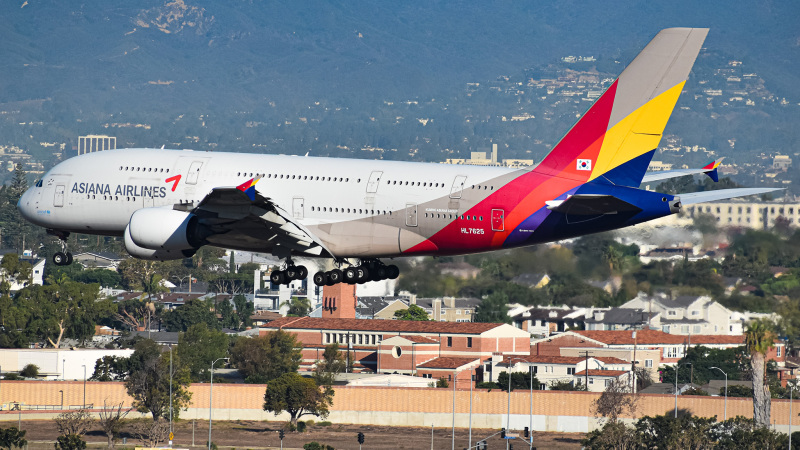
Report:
35,180,43,187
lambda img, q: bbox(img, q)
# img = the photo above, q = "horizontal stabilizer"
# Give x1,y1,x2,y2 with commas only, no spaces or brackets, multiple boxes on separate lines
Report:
677,187,784,206
546,194,643,215
641,158,725,184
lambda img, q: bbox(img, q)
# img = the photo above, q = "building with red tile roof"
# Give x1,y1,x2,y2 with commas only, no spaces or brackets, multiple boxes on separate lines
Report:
260,317,530,383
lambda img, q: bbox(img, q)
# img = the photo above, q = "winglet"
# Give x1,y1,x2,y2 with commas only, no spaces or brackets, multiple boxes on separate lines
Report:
702,157,724,182
236,178,261,201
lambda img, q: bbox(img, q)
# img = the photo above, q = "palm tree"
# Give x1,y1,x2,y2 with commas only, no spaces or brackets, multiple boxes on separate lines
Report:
745,319,775,426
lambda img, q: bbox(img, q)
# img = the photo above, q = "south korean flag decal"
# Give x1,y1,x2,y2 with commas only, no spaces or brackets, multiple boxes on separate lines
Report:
576,159,592,171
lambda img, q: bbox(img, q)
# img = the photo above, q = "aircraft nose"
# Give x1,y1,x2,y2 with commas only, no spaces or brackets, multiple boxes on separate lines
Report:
17,188,34,222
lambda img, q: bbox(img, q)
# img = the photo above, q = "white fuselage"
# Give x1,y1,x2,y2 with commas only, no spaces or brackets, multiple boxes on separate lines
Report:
19,148,521,258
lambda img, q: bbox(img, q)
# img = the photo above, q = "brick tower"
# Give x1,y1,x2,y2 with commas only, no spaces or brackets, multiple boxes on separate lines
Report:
321,283,357,319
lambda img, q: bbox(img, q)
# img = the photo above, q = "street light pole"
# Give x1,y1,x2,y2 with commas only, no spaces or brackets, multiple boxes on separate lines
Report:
169,345,173,443
208,357,228,450
709,366,727,420
674,363,691,418
468,369,473,450
451,371,456,450
59,390,63,409
529,366,533,450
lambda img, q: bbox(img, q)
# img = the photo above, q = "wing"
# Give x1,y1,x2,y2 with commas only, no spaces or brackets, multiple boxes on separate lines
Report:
641,158,724,184
183,182,335,258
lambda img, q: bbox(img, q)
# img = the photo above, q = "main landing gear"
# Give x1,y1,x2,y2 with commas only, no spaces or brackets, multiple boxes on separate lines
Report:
269,262,308,286
47,229,73,266
313,259,399,287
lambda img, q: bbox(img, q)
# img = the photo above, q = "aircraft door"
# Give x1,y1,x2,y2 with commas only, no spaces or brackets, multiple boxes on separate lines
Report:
405,203,418,227
450,175,467,199
491,208,505,232
292,197,305,219
186,161,204,185
366,171,383,194
54,184,65,207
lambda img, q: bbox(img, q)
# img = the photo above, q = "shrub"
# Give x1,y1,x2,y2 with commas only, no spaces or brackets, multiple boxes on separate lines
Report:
436,377,449,388
19,364,39,378
54,434,86,450
476,382,499,390
317,421,333,427
296,421,307,433
303,442,334,450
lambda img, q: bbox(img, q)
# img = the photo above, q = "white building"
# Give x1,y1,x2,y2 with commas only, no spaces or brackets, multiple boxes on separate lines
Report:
620,293,744,335
0,348,134,380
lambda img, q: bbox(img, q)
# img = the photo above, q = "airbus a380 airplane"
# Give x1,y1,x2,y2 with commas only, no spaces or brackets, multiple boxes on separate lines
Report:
17,28,779,287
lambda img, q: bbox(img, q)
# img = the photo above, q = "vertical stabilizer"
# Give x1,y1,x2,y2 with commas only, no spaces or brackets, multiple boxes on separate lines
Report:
533,28,708,187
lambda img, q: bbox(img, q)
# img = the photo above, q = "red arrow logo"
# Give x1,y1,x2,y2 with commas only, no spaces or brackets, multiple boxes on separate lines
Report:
165,174,182,192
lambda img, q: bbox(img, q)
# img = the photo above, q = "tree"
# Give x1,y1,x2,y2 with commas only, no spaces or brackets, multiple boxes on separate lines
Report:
231,294,254,330
634,414,715,449
19,364,39,378
54,410,93,437
263,372,333,425
393,305,430,321
746,319,775,426
54,434,86,450
131,418,169,448
125,339,192,421
114,298,158,332
282,297,311,317
592,378,637,423
162,298,219,332
89,356,130,382
0,427,27,449
313,343,346,388
497,371,539,391
117,259,169,294
176,323,229,381
230,331,302,383
97,401,130,449
473,292,511,323
582,421,640,450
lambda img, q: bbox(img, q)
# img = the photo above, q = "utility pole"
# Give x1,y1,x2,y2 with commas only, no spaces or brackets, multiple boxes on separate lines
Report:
581,350,591,389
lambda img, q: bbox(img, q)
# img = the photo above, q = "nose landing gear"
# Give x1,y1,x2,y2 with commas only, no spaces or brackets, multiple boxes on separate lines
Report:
47,229,73,266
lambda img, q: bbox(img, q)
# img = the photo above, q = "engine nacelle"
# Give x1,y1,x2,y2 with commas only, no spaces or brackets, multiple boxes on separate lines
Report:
124,225,196,261
128,208,205,251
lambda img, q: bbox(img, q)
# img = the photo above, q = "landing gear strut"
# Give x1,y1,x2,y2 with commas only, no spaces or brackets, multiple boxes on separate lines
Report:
47,229,73,266
313,259,399,287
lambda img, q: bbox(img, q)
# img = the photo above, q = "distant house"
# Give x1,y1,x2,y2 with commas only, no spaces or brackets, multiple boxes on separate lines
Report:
72,252,124,270
412,296,481,322
620,293,745,335
356,296,410,319
438,262,481,279
511,273,551,289
509,306,591,337
584,308,656,331
488,354,630,392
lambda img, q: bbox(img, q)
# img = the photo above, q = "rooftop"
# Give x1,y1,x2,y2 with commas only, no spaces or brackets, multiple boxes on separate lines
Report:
262,316,509,335
417,357,480,369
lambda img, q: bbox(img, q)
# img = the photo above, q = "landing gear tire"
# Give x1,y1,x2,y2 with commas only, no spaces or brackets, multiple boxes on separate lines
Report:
53,252,67,266
343,267,358,284
65,252,73,265
327,269,343,285
387,265,400,279
356,267,370,283
313,271,327,286
270,270,286,285
285,266,299,280
297,265,308,279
